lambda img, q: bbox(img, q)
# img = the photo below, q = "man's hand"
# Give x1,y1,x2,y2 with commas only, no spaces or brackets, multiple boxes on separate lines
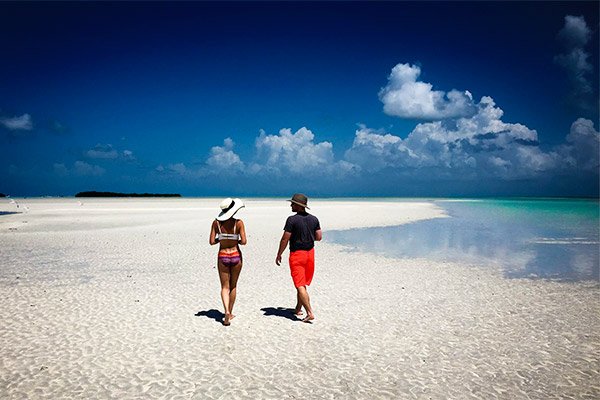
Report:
276,232,291,266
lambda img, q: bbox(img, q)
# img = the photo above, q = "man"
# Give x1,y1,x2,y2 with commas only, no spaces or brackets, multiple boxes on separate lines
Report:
276,193,322,323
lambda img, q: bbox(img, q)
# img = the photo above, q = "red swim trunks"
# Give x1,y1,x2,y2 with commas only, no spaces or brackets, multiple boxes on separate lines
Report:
289,248,315,288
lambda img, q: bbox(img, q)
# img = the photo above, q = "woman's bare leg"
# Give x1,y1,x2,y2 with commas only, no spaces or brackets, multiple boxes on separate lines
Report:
227,261,242,318
217,261,232,325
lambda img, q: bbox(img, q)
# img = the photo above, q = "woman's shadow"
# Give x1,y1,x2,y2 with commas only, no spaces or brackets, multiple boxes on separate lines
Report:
195,309,225,324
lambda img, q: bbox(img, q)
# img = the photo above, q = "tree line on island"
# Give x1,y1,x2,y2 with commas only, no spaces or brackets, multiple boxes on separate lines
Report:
75,191,181,198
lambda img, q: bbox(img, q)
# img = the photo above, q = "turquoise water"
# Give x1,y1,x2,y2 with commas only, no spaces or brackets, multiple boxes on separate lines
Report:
326,199,599,281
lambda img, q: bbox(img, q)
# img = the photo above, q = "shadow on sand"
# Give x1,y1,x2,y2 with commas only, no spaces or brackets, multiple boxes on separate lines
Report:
195,309,225,325
261,307,301,322
0,212,20,216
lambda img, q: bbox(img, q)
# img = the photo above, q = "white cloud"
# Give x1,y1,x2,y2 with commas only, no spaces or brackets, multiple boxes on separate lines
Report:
73,161,105,176
252,127,336,175
154,162,190,177
122,150,135,161
167,163,187,174
158,115,595,193
344,126,412,172
379,63,476,120
158,58,597,190
1,113,33,131
86,144,119,159
206,138,244,173
557,15,592,50
52,161,105,177
85,144,136,161
557,118,600,171
345,94,592,180
554,15,594,108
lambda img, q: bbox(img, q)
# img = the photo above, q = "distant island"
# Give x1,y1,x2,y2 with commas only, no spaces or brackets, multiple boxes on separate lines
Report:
75,191,181,198
0,193,6,198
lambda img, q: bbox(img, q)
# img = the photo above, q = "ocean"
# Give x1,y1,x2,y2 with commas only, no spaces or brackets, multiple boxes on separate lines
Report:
325,198,599,281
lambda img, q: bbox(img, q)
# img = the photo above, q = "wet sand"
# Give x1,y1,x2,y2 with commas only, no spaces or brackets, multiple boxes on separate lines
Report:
0,198,598,399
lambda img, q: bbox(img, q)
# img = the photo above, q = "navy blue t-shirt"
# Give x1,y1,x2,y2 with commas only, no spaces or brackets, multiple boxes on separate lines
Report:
284,212,321,252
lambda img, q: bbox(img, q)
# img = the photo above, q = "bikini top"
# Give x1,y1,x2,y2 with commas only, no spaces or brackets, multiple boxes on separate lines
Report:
216,219,240,241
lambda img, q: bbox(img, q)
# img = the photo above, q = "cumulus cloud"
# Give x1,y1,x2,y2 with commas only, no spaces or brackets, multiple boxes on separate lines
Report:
74,161,105,176
347,61,598,182
122,150,135,161
86,144,119,159
158,60,597,193
557,118,600,171
162,128,356,182
344,125,411,172
180,112,596,187
167,163,187,174
379,63,476,120
1,113,33,131
51,161,105,177
252,127,337,175
206,138,245,173
154,162,193,177
345,95,597,181
85,144,135,161
554,15,594,109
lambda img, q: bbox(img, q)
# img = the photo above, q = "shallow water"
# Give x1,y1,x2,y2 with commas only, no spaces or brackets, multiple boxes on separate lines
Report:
326,198,600,281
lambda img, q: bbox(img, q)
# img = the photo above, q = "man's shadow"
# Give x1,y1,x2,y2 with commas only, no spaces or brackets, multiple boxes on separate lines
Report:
195,309,225,324
261,307,301,322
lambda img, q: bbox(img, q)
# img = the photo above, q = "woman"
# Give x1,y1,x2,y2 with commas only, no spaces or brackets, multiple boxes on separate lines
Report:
209,198,247,326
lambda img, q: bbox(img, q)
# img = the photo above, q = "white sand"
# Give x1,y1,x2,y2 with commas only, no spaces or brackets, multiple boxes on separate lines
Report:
0,198,598,399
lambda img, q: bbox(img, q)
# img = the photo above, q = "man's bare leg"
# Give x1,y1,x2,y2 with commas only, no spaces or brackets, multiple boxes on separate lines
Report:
294,292,303,315
296,286,314,322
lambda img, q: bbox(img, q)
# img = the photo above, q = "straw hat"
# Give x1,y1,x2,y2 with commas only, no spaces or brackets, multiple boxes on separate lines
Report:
287,193,310,209
216,198,245,221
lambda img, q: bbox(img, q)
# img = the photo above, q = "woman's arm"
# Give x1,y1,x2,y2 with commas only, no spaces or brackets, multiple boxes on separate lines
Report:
209,220,219,245
237,220,247,245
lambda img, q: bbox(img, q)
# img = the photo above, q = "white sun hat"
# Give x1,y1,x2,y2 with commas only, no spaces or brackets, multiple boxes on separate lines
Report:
216,197,245,221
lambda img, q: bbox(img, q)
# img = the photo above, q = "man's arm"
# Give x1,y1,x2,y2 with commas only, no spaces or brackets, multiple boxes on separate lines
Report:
276,231,292,265
315,229,322,241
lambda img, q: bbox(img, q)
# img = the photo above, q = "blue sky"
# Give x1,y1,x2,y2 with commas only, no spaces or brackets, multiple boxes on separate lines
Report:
1,1,598,197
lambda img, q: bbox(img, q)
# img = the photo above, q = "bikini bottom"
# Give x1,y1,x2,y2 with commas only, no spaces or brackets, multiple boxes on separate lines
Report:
218,249,241,267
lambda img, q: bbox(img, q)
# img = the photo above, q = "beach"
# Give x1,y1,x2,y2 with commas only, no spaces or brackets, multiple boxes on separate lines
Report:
0,198,598,399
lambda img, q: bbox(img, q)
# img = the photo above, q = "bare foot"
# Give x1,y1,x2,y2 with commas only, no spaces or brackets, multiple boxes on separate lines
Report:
223,313,232,326
294,308,303,316
302,314,315,323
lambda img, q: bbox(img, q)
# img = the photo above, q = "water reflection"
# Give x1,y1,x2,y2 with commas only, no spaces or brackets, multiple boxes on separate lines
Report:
326,199,599,281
